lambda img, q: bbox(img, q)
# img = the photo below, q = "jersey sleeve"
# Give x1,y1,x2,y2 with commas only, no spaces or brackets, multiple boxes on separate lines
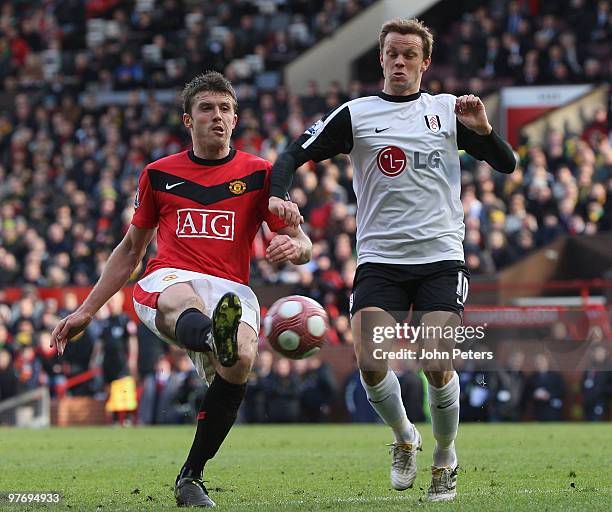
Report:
263,208,287,232
261,167,288,232
269,104,353,198
456,120,516,173
299,104,354,162
131,167,159,229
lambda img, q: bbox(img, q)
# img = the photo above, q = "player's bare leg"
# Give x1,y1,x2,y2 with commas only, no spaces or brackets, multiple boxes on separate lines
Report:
352,307,421,491
157,283,239,366
420,311,461,502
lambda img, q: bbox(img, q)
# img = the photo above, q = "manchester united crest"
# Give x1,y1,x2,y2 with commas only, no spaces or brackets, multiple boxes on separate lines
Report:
229,180,247,195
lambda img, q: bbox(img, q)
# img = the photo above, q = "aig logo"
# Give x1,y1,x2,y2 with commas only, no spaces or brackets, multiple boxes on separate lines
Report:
176,209,235,240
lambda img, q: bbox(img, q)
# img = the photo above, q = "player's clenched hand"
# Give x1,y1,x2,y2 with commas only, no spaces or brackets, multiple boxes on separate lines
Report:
455,94,492,136
50,310,94,356
268,197,303,228
266,234,301,263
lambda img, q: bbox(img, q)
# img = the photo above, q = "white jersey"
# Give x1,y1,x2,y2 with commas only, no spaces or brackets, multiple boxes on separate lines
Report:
302,92,464,265
270,90,514,267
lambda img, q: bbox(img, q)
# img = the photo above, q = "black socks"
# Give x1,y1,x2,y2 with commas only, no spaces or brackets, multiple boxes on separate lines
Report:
175,310,247,477
182,374,247,476
175,308,213,352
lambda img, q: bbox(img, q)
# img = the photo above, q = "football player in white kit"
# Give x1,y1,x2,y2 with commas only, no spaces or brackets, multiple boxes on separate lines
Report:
269,18,515,501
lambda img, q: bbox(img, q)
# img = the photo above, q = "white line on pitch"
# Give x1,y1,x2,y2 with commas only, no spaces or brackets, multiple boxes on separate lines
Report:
226,486,612,507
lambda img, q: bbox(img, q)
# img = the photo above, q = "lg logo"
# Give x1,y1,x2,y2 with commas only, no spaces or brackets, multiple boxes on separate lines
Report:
377,146,406,176
176,209,235,240
414,150,441,170
376,147,442,176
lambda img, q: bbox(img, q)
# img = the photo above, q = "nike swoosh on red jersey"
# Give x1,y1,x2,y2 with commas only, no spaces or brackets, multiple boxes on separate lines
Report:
165,181,185,190
148,168,267,206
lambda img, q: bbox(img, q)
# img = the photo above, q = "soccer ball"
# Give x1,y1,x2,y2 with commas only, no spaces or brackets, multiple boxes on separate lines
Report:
263,295,329,359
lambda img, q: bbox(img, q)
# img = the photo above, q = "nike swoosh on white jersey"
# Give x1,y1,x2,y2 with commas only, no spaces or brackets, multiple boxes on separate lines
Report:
165,181,185,190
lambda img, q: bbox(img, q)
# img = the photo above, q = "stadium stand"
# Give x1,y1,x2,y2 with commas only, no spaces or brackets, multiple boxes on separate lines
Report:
0,0,610,424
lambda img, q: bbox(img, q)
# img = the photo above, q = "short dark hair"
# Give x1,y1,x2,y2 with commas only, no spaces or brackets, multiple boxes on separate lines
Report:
182,71,238,115
379,18,434,60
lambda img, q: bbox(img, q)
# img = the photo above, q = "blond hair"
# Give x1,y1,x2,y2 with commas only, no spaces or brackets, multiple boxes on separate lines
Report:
379,18,434,59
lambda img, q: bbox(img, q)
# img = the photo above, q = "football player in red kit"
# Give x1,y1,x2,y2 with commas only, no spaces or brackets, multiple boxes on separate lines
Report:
51,71,312,507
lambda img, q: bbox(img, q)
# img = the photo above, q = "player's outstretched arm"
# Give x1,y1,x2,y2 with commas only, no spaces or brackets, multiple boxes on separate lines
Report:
270,104,353,226
50,225,155,355
265,225,312,265
268,139,309,228
455,94,516,173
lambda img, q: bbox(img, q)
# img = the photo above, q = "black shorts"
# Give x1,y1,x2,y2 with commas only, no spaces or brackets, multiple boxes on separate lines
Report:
350,260,470,321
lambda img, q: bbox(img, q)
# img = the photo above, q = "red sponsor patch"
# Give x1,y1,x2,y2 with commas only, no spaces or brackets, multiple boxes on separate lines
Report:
176,208,235,240
197,411,207,421
376,146,406,177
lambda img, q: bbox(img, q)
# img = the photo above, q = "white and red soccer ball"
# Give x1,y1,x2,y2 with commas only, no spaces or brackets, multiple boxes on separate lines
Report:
263,295,329,359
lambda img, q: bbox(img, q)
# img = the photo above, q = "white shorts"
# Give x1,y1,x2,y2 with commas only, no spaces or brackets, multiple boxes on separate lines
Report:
133,267,260,382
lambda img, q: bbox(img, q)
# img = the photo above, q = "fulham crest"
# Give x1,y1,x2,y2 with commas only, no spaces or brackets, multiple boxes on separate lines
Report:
424,115,441,133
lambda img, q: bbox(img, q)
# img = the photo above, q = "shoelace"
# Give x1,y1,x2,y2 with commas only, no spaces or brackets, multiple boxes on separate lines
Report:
177,473,208,494
389,443,417,471
190,478,208,493
430,466,458,493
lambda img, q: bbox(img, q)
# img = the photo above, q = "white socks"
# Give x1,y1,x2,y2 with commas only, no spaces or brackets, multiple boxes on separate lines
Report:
428,371,460,468
362,370,460,467
361,370,415,444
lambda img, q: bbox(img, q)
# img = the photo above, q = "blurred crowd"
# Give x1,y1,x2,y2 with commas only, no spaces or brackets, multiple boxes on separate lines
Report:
0,0,376,94
0,287,341,424
426,0,610,95
0,1,608,96
455,347,612,422
1,286,610,423
0,0,611,420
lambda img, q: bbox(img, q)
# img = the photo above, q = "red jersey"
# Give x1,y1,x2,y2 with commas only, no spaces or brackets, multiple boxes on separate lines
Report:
131,149,285,285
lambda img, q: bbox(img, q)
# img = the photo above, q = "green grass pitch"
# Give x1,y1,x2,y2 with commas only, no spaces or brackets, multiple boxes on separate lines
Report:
1,424,611,511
